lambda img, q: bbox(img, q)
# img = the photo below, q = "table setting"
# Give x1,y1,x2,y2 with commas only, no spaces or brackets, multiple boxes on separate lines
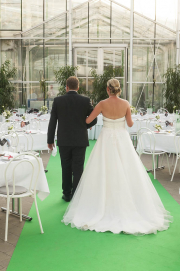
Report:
0,151,50,201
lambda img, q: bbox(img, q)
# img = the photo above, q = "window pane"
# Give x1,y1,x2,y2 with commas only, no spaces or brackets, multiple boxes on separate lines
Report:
0,1,21,30
134,0,155,20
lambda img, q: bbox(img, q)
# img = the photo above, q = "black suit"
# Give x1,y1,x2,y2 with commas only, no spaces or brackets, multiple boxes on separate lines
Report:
47,91,97,196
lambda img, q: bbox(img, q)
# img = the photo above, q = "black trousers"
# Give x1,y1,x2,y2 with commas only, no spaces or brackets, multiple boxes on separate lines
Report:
59,146,86,197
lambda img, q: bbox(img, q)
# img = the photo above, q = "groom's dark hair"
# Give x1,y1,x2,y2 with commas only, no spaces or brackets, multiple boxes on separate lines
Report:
66,76,79,90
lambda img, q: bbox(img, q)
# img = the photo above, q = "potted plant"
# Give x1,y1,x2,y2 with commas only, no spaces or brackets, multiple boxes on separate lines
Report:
90,65,123,105
163,65,180,113
0,60,17,120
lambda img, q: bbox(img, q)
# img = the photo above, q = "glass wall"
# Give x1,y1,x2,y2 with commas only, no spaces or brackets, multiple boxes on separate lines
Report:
0,0,178,110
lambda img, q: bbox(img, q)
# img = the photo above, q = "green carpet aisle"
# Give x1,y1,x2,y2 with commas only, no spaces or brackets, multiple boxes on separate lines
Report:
7,140,180,271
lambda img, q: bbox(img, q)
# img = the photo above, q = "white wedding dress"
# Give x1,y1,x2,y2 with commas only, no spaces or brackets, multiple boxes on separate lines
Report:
62,116,172,235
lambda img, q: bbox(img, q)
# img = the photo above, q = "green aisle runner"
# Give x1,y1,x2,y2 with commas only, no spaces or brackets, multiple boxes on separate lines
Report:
7,140,180,271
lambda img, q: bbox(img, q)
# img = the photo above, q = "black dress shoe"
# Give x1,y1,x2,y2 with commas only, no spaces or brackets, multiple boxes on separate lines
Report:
62,194,72,202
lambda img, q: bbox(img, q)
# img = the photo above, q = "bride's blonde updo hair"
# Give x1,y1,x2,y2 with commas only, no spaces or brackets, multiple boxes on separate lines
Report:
107,78,121,96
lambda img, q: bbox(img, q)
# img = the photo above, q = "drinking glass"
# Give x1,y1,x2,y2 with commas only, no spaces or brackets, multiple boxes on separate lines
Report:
19,143,25,154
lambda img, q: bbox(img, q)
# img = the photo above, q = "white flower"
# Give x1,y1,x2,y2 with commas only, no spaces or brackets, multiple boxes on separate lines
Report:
3,112,7,117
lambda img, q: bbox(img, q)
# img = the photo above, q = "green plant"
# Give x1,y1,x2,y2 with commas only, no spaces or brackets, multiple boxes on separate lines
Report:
90,66,124,105
0,60,17,114
145,98,152,108
54,66,86,96
163,65,180,113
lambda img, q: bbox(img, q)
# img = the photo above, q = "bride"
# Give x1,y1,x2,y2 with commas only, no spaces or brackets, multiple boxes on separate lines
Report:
62,78,172,235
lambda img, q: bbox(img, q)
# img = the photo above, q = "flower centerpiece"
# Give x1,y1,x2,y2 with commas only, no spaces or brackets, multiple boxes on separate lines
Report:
40,105,48,114
22,115,26,121
130,105,137,115
154,124,162,132
8,125,14,134
2,107,12,122
155,115,160,121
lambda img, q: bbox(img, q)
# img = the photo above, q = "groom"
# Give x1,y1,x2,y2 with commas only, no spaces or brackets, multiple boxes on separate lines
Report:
47,76,97,202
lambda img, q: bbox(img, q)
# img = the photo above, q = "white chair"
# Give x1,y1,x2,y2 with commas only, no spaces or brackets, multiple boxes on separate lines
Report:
26,133,40,156
170,130,180,182
137,127,171,179
0,153,44,241
157,108,169,114
129,119,143,148
29,120,39,132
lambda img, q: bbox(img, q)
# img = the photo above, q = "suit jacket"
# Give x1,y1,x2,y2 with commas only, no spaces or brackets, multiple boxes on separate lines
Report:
47,91,97,147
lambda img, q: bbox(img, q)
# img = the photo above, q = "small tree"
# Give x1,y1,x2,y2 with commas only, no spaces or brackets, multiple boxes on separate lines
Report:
90,66,124,105
0,60,17,114
163,65,180,113
54,66,86,96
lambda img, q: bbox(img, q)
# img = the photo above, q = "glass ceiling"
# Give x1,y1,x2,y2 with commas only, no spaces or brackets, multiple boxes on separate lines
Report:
0,0,179,110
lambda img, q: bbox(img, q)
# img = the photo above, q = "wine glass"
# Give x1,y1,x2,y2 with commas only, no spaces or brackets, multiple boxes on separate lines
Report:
19,143,25,154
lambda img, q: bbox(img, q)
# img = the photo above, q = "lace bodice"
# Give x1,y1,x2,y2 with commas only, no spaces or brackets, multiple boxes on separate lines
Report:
103,116,125,129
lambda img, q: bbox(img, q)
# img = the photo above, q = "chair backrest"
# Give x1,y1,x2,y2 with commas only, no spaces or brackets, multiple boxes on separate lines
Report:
27,132,34,151
136,119,142,131
22,133,29,151
137,108,146,115
29,120,39,132
13,120,22,131
157,108,168,114
4,153,41,197
174,130,180,156
137,127,156,155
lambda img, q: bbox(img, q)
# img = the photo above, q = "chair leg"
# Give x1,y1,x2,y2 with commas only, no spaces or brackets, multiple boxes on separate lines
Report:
166,153,171,175
171,157,178,181
19,198,22,222
34,196,44,234
161,153,164,167
5,197,10,242
152,154,156,179
171,153,175,168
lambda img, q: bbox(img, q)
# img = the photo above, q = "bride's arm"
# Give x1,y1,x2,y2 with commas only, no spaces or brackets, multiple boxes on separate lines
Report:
86,102,102,124
126,103,134,127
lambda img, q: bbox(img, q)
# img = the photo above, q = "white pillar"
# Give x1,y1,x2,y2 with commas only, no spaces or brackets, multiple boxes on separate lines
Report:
129,0,134,104
69,0,72,66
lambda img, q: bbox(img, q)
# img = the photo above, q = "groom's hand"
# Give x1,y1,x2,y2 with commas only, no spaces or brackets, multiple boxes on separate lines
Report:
48,143,55,150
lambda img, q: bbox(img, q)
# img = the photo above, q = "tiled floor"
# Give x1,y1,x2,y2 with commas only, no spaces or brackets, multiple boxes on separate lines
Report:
0,151,180,270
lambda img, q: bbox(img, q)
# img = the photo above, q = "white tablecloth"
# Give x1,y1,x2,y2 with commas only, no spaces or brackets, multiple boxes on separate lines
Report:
0,152,50,200
137,132,177,154
0,131,48,152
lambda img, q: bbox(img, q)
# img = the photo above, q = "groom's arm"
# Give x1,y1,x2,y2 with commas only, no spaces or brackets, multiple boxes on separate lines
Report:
86,98,97,129
47,98,57,145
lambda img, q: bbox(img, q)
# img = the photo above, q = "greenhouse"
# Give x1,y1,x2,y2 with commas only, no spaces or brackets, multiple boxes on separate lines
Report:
0,0,179,110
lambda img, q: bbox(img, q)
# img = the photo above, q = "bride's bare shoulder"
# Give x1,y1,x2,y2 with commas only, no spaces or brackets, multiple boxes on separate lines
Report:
99,98,109,105
119,98,129,105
